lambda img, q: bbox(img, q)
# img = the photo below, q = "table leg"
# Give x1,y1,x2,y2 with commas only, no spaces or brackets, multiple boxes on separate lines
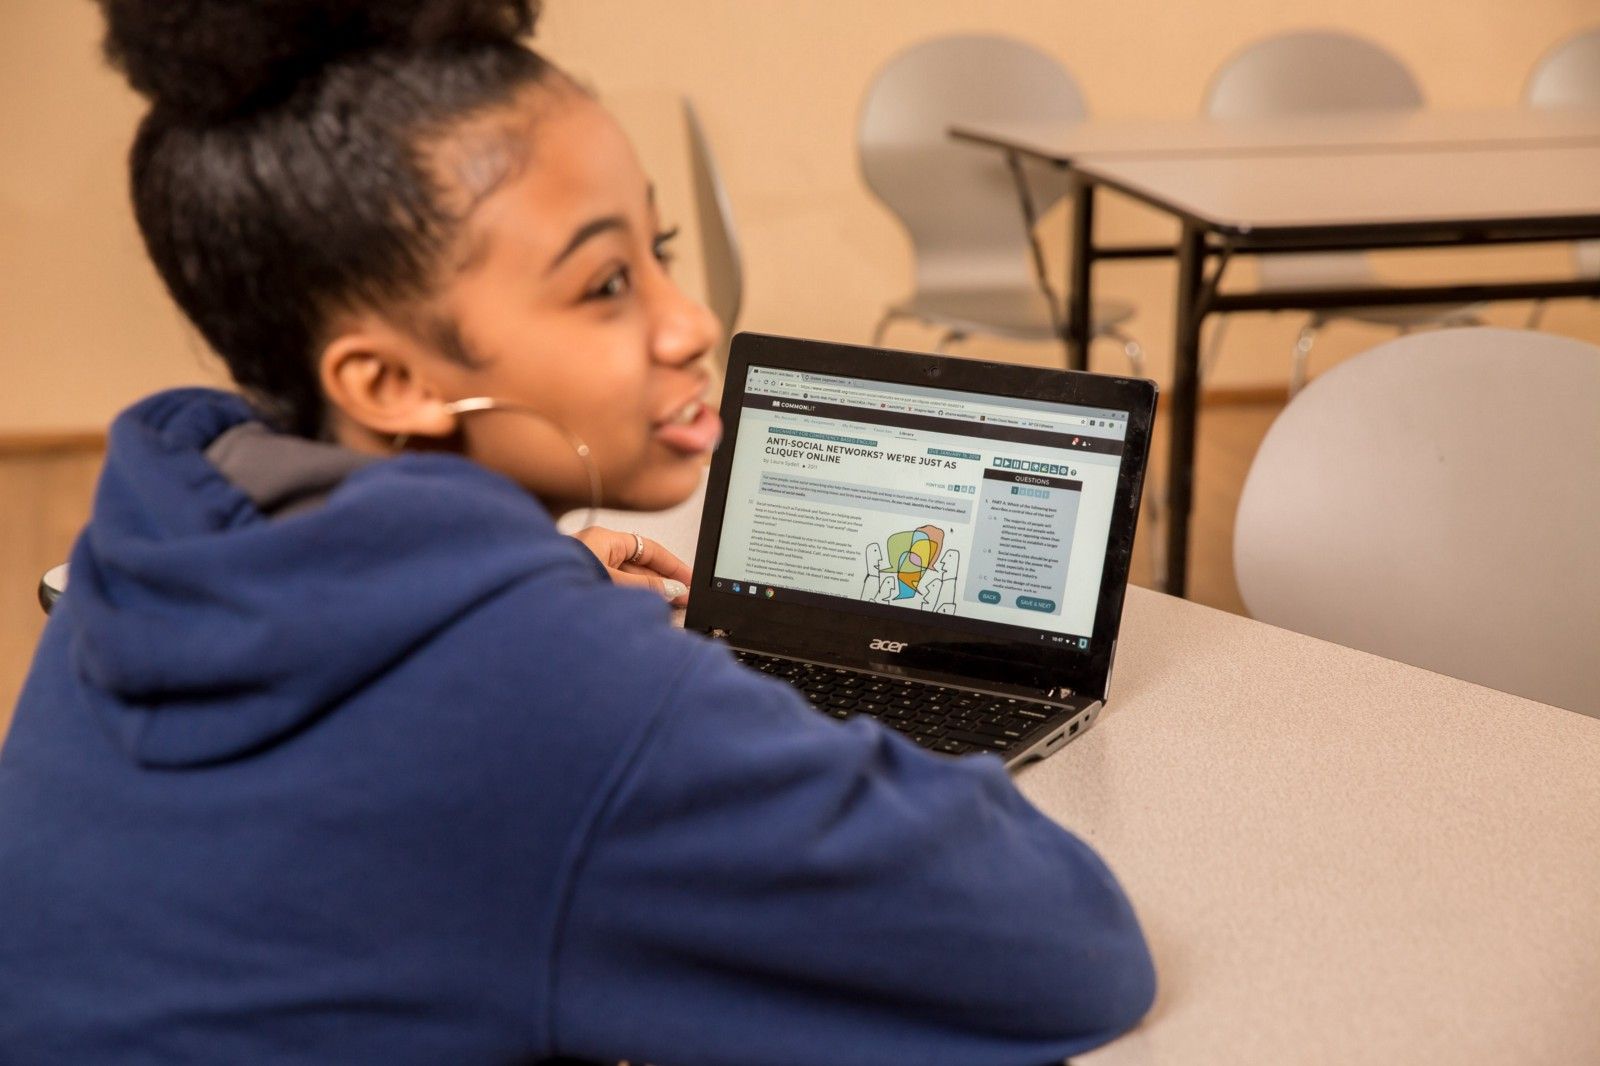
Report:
1164,223,1205,598
1066,178,1095,372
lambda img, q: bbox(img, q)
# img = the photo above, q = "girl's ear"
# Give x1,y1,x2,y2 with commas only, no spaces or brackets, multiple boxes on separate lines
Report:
319,321,458,443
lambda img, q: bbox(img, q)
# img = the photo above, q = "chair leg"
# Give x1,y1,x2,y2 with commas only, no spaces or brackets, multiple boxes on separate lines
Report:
1099,322,1163,579
871,311,902,347
1100,326,1146,379
1145,496,1166,590
1138,467,1165,587
1199,314,1231,381
1527,301,1548,330
1290,320,1322,397
935,329,966,353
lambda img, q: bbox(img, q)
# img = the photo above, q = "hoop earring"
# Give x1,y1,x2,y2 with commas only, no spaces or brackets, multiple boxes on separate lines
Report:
394,397,601,529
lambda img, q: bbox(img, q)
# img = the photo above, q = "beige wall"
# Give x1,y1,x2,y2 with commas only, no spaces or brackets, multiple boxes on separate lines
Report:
3,0,1596,431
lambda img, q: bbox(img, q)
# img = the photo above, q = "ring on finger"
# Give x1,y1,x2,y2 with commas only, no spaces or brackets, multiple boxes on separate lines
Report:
626,531,646,565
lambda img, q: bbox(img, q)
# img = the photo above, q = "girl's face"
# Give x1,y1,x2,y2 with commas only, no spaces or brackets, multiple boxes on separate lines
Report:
410,90,722,514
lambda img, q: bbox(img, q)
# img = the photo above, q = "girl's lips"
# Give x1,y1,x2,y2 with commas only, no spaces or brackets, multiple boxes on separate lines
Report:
653,401,722,455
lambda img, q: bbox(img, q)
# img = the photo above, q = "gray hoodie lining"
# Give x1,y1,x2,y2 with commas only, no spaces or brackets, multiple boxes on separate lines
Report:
205,422,379,519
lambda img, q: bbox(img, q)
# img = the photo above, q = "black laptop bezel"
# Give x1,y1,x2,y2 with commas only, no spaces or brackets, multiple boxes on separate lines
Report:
685,332,1157,702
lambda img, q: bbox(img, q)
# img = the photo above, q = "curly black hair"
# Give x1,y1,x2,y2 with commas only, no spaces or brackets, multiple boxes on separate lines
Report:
96,1,562,436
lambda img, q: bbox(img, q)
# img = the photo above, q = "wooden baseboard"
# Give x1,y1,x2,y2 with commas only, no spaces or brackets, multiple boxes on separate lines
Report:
1201,385,1289,407
0,431,107,457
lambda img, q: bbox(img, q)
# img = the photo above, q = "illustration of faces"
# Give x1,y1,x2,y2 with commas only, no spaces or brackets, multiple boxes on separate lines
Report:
917,547,961,613
861,542,886,601
862,527,951,609
934,549,959,613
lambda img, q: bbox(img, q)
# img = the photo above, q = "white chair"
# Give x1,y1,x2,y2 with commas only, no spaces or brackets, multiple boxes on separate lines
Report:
857,35,1144,373
683,98,743,344
1524,25,1600,109
1202,30,1482,393
38,563,68,614
1522,27,1600,328
1234,328,1600,717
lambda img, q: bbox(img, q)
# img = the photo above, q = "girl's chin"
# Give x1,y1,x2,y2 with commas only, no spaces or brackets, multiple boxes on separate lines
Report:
611,457,706,513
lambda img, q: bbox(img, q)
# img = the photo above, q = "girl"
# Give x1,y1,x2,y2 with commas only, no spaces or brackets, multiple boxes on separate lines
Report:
0,3,1155,1063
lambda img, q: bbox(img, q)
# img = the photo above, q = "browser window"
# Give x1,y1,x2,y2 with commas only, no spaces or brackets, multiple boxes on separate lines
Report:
712,366,1130,645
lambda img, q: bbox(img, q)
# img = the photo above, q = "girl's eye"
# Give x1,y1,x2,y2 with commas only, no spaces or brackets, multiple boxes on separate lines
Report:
590,268,630,300
653,226,680,266
586,227,679,301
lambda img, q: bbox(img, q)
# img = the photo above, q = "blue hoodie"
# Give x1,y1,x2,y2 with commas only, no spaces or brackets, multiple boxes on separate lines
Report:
0,389,1154,1065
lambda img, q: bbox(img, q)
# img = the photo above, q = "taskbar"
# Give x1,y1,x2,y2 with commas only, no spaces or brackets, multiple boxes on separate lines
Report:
709,577,1092,651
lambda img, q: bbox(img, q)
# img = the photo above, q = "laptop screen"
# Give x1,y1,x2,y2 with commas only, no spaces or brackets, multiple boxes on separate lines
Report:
709,364,1132,649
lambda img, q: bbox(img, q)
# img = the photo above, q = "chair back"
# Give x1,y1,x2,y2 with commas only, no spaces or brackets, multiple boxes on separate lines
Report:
858,35,1086,293
683,98,743,339
1204,31,1422,291
1577,241,1600,279
1234,328,1600,717
1524,28,1600,278
1205,30,1423,119
1524,26,1600,110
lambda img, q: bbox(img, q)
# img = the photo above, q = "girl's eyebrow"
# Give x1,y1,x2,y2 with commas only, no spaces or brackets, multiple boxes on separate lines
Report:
543,183,658,274
545,215,629,274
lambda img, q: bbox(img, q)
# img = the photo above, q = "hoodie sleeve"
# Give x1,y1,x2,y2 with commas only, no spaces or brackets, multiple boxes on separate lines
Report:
547,642,1155,1066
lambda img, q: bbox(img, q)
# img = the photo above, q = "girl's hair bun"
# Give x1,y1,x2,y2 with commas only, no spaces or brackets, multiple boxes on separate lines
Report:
98,0,541,122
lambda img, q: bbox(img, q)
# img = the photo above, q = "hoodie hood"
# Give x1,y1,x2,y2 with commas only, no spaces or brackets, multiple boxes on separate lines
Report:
66,388,601,769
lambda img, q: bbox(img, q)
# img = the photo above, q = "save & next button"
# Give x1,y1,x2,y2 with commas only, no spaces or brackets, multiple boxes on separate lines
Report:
1015,595,1057,613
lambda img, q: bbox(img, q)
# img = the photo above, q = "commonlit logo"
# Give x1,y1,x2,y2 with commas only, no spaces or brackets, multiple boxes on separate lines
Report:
869,638,907,653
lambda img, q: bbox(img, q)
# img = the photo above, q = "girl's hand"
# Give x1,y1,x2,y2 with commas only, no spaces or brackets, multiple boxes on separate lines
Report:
571,526,693,606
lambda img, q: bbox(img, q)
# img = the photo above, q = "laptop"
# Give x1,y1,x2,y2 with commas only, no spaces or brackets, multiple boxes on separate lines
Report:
686,333,1157,770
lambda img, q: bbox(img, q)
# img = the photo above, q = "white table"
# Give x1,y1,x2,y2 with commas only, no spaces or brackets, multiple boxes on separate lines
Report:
1075,143,1600,236
1079,144,1600,602
952,109,1600,599
1028,586,1600,1065
614,494,1600,1064
951,106,1600,164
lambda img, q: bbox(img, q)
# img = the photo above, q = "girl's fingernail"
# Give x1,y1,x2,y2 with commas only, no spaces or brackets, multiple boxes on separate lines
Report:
661,580,688,601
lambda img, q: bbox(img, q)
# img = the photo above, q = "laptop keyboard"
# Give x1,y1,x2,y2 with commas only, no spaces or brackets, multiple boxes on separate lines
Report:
732,649,1061,757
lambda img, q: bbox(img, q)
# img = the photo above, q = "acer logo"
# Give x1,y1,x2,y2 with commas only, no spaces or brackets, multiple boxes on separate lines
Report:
869,639,907,653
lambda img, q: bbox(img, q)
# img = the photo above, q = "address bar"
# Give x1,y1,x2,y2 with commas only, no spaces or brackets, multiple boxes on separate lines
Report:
752,373,1079,431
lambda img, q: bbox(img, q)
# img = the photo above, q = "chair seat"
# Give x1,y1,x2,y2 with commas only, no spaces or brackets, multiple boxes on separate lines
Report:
891,287,1135,342
1315,301,1484,330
